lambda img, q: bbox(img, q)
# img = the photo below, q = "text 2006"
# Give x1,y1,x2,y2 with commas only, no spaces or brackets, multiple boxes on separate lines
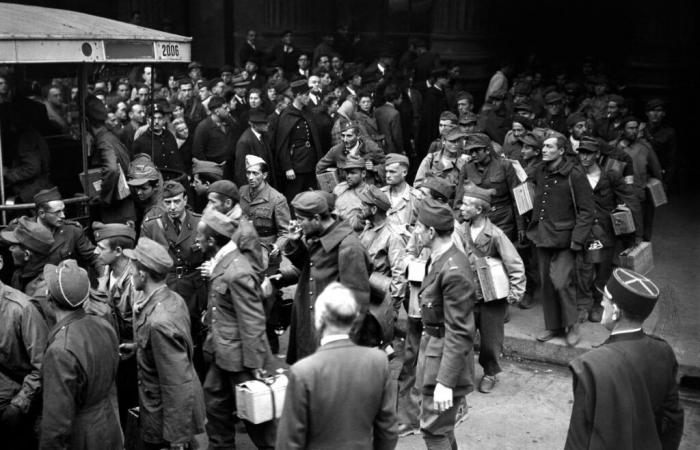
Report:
162,44,180,57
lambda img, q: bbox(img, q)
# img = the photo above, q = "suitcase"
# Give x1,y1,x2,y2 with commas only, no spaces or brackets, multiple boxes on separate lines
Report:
646,178,668,207
611,206,635,235
619,242,654,275
475,256,510,302
316,170,340,193
236,375,288,424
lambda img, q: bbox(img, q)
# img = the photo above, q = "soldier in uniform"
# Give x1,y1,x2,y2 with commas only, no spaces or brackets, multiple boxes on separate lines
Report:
0,255,48,450
140,180,207,376
122,237,206,449
380,153,423,231
32,187,102,274
196,210,275,450
40,260,122,450
332,156,371,227
413,197,476,449
126,159,165,229
239,155,291,354
190,157,225,213
1,216,55,325
566,269,684,449
414,127,469,191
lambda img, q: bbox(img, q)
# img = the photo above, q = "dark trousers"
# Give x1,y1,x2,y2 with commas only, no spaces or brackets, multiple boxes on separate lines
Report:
167,272,208,380
475,299,507,376
0,404,38,450
420,395,461,450
116,356,139,431
203,364,276,450
518,243,538,296
282,172,317,207
576,248,614,312
397,316,423,427
537,247,578,330
642,196,655,241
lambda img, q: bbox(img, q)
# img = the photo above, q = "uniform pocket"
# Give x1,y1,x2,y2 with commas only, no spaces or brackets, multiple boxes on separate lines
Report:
553,220,575,231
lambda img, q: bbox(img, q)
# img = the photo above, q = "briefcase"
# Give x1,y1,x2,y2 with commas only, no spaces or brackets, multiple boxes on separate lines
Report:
611,206,635,235
236,375,288,424
513,182,534,215
619,242,654,275
475,256,510,302
646,178,668,207
316,170,340,193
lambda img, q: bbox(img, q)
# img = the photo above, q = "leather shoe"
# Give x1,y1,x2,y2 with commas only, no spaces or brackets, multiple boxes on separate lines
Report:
518,293,534,309
478,375,497,394
566,323,581,347
397,423,420,437
588,305,603,323
536,329,560,342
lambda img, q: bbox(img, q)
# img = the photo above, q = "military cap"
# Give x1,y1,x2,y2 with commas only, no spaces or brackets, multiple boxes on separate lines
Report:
207,78,222,90
208,180,240,202
188,61,203,70
85,95,108,122
607,94,625,106
0,216,55,255
146,102,170,116
339,156,366,170
620,115,639,126
208,96,226,111
459,112,478,125
357,185,391,211
385,153,409,167
220,64,235,74
123,237,173,275
645,98,665,111
577,138,600,153
339,120,360,133
520,131,543,148
605,268,659,319
162,180,186,198
417,197,454,231
445,128,467,142
430,67,449,79
439,111,459,123
232,79,251,88
566,113,587,128
248,109,268,124
202,209,236,238
196,78,209,90
92,221,137,243
291,191,329,216
127,163,160,186
43,259,90,309
465,133,492,151
33,187,62,204
544,91,564,104
455,91,473,102
245,154,266,169
192,158,225,177
422,176,454,201
462,184,493,205
290,79,310,96
489,89,507,101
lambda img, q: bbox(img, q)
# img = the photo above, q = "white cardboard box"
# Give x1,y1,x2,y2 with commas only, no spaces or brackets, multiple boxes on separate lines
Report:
476,256,510,302
235,375,288,424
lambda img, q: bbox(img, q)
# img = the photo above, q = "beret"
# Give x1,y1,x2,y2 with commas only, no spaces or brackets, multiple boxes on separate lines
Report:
339,156,366,170
417,197,454,231
291,191,329,216
544,91,564,104
462,184,492,205
162,180,186,198
245,154,266,169
290,79,310,96
520,131,543,148
645,98,665,111
357,185,391,211
385,153,409,167
208,95,226,111
459,111,478,125
44,260,90,309
465,133,492,151
439,111,459,123
92,221,136,243
248,109,268,123
566,113,587,128
127,163,160,186
607,94,625,106
192,158,224,177
422,176,454,201
1,216,54,254
445,128,467,141
33,187,62,204
220,64,235,74
85,95,108,122
188,61,203,69
620,115,639,126
605,268,659,318
202,209,236,238
123,237,173,275
209,180,240,202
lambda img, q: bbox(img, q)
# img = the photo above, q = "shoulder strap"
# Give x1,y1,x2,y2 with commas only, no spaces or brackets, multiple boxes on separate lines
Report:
569,173,578,214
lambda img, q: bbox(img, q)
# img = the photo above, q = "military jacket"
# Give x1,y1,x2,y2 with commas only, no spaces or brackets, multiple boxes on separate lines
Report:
239,182,291,250
141,209,205,272
360,221,409,305
381,183,423,230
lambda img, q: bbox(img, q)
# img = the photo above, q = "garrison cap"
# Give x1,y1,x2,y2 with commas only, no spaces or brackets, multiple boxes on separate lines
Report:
566,112,587,128
422,176,454,201
417,197,454,231
202,209,236,238
645,98,665,111
127,163,160,186
385,153,410,167
290,79,310,96
519,131,543,148
248,109,268,123
339,156,366,170
33,187,62,204
357,185,391,211
445,128,467,142
291,191,329,216
464,133,492,150
44,260,90,309
124,237,173,275
462,184,492,205
544,91,564,104
188,61,203,70
192,158,224,177
92,221,136,243
1,216,55,255
207,96,226,111
605,268,659,319
245,154,267,169
162,180,186,198
209,180,240,202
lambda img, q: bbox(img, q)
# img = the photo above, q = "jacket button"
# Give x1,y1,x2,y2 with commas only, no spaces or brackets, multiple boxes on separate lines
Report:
212,307,216,311
309,277,313,281
309,305,313,310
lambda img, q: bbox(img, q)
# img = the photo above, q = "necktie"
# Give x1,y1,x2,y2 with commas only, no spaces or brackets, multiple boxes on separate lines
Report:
173,218,181,235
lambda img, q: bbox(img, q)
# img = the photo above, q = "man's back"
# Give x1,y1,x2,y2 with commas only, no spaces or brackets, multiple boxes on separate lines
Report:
277,338,398,450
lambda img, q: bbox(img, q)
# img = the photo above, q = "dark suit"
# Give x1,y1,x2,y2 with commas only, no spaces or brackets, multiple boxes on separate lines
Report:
375,102,404,154
276,338,398,450
192,116,243,164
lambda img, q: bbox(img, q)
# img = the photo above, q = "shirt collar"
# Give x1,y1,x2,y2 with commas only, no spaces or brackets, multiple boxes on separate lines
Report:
251,127,262,141
610,327,642,336
320,333,350,346
210,240,239,272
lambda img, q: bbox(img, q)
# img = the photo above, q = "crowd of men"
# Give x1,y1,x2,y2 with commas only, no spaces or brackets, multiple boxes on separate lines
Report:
0,27,684,449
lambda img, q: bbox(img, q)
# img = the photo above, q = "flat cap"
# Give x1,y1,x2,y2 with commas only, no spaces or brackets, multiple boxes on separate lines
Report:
577,137,600,153
339,156,366,170
202,208,236,238
291,191,329,216
162,180,186,198
188,61,203,69
248,109,268,123
462,184,492,205
620,115,639,126
44,260,90,309
85,95,108,122
208,96,226,111
605,268,659,318
645,98,665,111
93,221,136,243
445,128,467,142
422,176,454,201
465,133,492,150
544,91,564,104
290,79,310,96
1,216,55,254
192,158,224,177
385,153,409,167
520,131,543,148
209,180,240,202
127,163,160,186
357,185,391,211
566,112,587,128
245,154,266,169
33,187,62,204
417,197,454,231
124,237,173,275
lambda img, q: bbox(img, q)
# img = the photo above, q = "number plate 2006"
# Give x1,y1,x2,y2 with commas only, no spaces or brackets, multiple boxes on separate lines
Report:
157,42,182,60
